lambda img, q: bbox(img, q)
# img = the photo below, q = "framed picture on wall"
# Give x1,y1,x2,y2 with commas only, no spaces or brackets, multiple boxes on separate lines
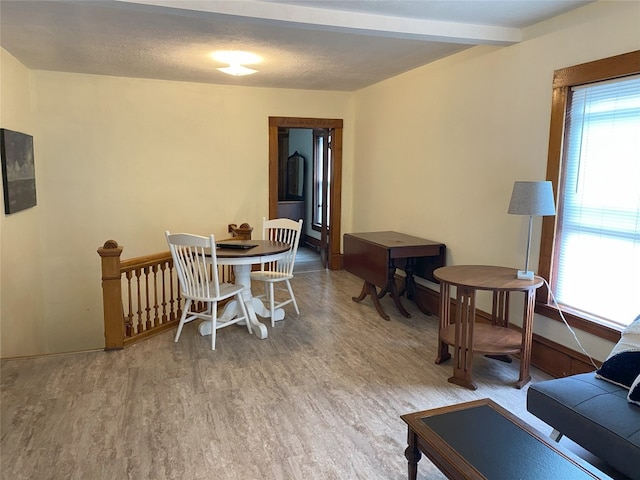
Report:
1,128,37,214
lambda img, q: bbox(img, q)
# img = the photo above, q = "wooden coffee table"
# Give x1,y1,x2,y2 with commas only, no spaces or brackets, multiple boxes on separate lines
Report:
401,398,609,480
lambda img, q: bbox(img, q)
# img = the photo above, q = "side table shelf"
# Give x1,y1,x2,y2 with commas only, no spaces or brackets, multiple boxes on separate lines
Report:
440,324,523,355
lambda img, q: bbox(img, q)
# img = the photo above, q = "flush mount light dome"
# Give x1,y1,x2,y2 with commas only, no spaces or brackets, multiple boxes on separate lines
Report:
217,64,258,76
212,50,262,76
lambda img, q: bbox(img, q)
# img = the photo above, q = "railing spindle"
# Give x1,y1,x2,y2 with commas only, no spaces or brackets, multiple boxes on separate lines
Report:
144,266,152,331
134,269,142,334
125,271,134,338
161,261,168,324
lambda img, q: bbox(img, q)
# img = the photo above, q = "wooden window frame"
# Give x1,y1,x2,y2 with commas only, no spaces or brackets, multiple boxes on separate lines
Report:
311,128,331,232
536,50,640,343
311,129,322,230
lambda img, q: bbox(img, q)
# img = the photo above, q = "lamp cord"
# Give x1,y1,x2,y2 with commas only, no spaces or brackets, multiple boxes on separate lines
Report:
540,278,599,370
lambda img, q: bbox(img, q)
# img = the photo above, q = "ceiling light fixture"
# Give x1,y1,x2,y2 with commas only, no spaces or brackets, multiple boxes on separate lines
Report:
217,64,258,76
212,50,262,77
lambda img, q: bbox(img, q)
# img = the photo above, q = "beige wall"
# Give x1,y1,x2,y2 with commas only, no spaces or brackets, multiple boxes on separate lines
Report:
0,55,355,356
352,0,639,361
0,50,48,357
1,0,638,359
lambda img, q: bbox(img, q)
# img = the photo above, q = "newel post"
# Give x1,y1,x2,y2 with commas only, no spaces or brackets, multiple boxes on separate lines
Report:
97,240,125,350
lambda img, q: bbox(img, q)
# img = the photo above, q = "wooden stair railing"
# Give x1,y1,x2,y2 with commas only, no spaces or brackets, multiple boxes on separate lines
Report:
98,226,252,350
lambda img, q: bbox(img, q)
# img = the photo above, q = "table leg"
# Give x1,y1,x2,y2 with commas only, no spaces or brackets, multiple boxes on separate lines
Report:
378,260,411,318
404,428,421,480
389,277,411,318
449,286,477,390
198,299,246,335
492,291,510,327
377,259,399,299
486,291,512,364
198,264,268,340
352,282,368,302
234,264,268,339
404,258,433,316
376,261,411,318
436,281,451,364
352,280,391,321
386,260,411,318
516,288,535,388
252,296,285,322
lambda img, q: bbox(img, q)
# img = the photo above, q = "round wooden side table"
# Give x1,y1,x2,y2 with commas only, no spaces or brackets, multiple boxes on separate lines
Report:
434,265,544,390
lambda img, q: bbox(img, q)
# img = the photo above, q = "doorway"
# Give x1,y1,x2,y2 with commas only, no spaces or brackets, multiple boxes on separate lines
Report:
268,117,343,270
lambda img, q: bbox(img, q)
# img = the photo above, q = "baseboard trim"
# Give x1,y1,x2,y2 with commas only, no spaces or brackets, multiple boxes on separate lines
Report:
303,235,320,250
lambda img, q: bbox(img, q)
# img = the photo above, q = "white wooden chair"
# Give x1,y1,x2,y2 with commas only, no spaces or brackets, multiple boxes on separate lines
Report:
165,231,249,350
250,217,303,326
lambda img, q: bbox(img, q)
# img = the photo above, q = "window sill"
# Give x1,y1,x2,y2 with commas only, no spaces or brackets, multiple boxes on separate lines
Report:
534,302,622,344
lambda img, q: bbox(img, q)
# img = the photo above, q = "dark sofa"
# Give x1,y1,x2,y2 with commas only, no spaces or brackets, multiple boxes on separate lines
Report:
527,372,640,480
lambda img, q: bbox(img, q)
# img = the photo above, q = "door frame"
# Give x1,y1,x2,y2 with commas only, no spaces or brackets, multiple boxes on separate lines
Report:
268,116,343,270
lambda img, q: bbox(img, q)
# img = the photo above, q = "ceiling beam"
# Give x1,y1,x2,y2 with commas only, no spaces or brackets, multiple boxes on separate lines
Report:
122,0,522,45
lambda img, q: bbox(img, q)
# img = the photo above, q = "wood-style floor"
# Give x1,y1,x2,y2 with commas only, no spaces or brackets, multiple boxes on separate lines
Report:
294,246,326,273
0,267,612,480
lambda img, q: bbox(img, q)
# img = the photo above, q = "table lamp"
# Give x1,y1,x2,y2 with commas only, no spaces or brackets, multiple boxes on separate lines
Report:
508,181,556,280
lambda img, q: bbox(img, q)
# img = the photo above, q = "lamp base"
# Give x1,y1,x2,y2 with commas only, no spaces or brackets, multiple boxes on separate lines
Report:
516,270,535,280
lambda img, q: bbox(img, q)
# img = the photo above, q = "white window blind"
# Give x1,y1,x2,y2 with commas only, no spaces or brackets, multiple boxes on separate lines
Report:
555,75,640,327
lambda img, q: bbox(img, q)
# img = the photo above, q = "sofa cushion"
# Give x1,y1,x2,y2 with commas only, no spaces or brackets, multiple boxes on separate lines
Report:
527,372,640,480
596,315,640,390
630,374,640,406
596,350,640,389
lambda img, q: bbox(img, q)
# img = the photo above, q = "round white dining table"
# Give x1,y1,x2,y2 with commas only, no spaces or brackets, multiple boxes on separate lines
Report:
198,240,290,340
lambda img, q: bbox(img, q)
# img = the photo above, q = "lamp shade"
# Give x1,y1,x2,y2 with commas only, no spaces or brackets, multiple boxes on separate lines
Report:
508,181,556,216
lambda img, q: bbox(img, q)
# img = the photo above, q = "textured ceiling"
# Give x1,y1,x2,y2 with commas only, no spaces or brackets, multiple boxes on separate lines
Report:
0,0,594,91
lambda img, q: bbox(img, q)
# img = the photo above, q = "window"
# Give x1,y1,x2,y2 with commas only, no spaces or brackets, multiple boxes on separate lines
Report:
537,51,640,340
312,129,331,229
